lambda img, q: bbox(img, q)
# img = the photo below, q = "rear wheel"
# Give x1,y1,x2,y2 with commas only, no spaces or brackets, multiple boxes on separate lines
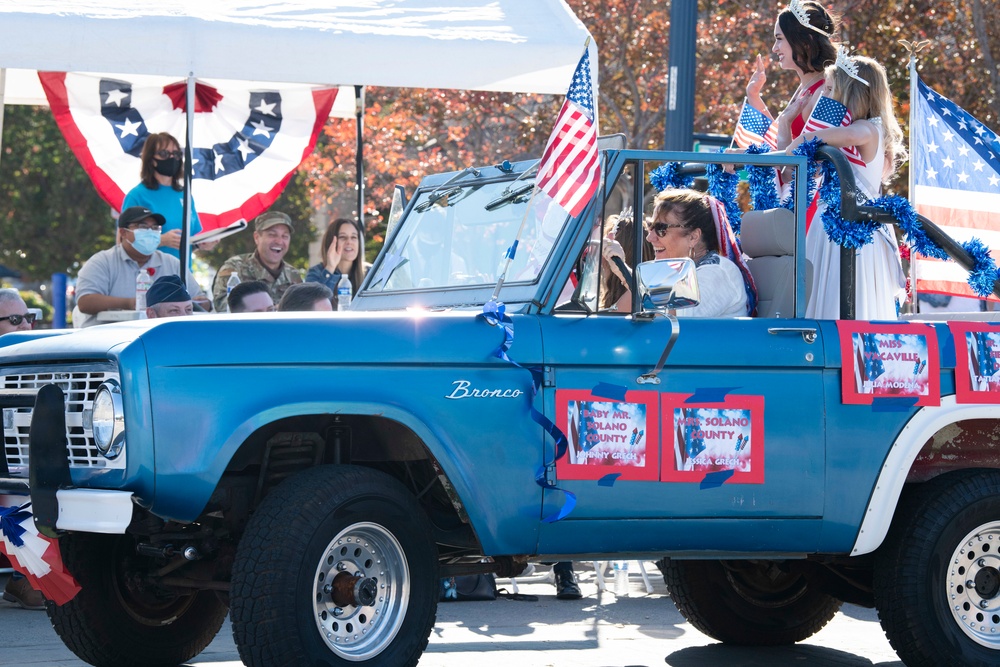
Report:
230,464,438,667
874,470,1000,667
48,532,228,667
659,558,841,645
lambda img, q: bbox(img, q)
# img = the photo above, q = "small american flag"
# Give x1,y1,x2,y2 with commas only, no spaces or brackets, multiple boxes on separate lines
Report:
803,96,865,167
860,333,886,382
536,48,600,218
733,100,777,149
972,333,999,377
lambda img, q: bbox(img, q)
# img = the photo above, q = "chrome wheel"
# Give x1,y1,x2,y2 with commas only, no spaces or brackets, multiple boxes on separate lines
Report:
313,521,410,660
947,520,1000,648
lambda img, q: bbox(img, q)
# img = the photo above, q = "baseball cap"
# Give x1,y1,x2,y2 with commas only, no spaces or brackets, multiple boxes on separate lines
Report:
255,211,293,233
118,206,166,229
145,275,192,307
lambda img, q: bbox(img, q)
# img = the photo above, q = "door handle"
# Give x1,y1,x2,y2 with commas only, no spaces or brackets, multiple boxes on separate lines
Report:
767,327,817,344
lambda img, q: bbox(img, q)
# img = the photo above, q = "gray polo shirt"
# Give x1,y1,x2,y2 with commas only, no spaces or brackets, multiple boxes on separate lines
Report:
75,244,206,328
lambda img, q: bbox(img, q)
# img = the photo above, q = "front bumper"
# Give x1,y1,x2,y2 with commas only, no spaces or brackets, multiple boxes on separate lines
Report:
0,384,132,536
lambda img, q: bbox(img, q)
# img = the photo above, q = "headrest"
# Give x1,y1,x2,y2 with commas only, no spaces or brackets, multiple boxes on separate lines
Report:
740,208,796,257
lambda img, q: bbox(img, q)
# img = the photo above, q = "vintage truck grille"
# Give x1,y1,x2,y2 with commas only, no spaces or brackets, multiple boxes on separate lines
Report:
2,367,123,474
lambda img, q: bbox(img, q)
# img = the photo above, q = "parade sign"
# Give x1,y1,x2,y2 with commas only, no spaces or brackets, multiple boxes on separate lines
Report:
838,322,940,406
660,393,765,484
950,322,1000,404
556,389,659,481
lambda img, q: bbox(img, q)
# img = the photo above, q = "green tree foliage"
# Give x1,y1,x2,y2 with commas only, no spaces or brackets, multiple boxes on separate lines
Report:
0,105,113,280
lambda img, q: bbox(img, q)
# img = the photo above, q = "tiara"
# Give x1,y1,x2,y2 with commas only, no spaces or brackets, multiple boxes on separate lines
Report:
611,206,633,236
786,0,834,38
835,48,869,86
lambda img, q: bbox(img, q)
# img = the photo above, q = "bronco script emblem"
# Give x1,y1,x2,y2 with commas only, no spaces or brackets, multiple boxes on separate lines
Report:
446,380,523,399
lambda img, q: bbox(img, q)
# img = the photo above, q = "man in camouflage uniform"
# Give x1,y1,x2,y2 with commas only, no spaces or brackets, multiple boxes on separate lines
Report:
212,211,303,312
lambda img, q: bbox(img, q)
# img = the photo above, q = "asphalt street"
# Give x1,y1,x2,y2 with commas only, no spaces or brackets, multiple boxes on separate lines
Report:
1,565,905,667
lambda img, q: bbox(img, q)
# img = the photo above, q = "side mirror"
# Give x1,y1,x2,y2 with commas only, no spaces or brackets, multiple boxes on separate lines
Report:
386,185,408,239
637,258,700,313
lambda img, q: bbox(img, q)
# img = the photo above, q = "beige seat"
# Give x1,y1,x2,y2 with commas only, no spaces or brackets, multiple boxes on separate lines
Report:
741,208,812,319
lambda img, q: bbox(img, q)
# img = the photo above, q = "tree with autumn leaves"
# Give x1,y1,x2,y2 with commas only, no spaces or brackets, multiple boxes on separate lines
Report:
1,0,997,279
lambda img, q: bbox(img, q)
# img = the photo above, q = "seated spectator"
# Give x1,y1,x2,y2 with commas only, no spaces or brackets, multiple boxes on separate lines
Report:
212,212,302,312
74,206,209,328
277,283,333,312
602,189,756,318
306,218,368,308
228,280,275,314
0,289,44,610
0,289,35,334
144,275,195,319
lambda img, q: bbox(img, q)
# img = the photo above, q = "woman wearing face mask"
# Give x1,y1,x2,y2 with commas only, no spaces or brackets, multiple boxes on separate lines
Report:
122,132,216,260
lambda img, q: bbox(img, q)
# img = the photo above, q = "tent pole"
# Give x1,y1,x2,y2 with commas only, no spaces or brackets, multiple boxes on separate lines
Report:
355,85,365,228
181,74,194,286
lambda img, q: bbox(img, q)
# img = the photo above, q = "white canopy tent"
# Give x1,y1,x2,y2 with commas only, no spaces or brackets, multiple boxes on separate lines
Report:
0,0,595,287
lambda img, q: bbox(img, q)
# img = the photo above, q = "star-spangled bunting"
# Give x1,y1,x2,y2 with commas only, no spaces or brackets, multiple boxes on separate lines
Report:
803,96,865,167
912,77,1000,301
38,72,337,231
536,48,600,218
732,100,777,149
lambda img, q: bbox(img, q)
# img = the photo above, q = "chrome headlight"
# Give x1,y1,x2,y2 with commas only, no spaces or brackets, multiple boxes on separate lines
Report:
92,380,125,459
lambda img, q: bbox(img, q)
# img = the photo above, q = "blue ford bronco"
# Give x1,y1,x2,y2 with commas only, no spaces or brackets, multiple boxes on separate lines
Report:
2,147,1000,667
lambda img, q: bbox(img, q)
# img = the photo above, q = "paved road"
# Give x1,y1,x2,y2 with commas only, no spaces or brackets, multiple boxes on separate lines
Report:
2,566,905,667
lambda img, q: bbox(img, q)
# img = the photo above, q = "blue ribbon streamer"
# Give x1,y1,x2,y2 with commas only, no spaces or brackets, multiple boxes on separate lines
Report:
0,503,32,548
480,301,576,522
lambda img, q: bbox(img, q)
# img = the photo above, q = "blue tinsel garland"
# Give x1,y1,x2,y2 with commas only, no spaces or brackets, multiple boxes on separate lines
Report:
744,144,781,210
704,162,742,235
649,162,693,192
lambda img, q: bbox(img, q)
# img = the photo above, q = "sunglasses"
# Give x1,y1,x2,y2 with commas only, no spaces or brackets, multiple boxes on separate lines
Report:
127,222,163,231
154,150,182,159
0,313,36,326
645,222,687,238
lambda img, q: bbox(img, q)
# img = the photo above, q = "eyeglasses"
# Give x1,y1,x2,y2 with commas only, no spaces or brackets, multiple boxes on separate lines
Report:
154,150,182,160
0,313,35,326
645,222,687,238
127,222,163,231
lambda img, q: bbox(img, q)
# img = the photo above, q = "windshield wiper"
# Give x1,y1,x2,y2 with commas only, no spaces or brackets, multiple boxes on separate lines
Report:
484,182,535,211
415,166,482,212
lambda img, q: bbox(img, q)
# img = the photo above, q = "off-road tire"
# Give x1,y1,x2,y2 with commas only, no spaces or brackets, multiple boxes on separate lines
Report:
230,464,438,667
659,558,842,645
48,532,228,667
874,470,1000,667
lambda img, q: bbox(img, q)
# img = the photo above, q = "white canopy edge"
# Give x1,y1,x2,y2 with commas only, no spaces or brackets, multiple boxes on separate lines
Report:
0,1,594,100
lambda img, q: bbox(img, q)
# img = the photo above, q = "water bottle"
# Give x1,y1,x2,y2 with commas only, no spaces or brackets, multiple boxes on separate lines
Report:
135,268,153,314
226,272,242,312
613,561,629,597
336,273,352,311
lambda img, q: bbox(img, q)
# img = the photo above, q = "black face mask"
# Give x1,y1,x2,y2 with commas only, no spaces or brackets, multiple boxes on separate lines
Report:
153,157,181,178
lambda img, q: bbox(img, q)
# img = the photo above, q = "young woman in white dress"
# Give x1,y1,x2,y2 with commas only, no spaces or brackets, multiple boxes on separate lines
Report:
787,51,908,320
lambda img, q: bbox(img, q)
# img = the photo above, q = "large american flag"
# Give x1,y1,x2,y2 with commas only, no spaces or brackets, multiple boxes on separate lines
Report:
913,77,1000,300
536,48,599,218
803,96,865,167
732,100,777,149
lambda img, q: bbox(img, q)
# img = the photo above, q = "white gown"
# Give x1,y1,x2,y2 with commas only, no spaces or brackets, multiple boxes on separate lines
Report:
804,118,906,320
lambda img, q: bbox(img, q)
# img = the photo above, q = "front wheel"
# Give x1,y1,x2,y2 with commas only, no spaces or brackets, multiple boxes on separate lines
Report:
659,558,842,645
230,465,439,667
874,470,1000,667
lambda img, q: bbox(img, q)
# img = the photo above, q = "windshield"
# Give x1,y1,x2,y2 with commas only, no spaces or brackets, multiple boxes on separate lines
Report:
367,178,571,293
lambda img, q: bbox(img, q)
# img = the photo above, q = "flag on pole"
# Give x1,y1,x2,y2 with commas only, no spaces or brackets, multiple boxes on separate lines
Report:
536,47,599,218
803,95,865,167
732,100,777,149
38,72,337,231
912,77,1000,300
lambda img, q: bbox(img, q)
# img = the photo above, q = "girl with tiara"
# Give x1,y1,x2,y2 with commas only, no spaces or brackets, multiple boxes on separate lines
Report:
745,0,839,150
786,50,908,320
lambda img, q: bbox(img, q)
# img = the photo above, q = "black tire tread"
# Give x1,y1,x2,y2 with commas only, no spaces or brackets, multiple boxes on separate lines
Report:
874,470,1000,667
230,464,438,667
660,558,842,646
48,532,227,667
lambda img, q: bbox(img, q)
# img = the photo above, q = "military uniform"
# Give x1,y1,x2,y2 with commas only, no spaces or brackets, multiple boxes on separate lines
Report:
212,252,302,313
